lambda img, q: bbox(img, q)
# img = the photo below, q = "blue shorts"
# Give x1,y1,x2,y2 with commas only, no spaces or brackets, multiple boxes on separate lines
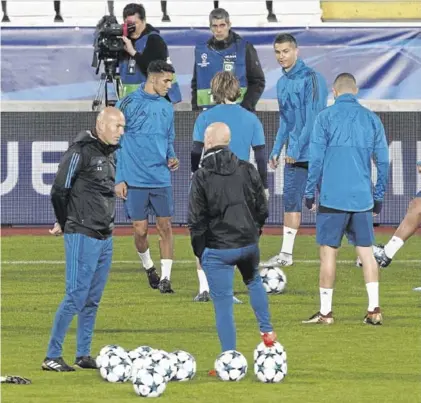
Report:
283,163,308,213
124,187,174,221
316,210,374,248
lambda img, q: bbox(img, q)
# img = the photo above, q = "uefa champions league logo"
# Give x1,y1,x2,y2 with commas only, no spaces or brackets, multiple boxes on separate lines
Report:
198,53,209,67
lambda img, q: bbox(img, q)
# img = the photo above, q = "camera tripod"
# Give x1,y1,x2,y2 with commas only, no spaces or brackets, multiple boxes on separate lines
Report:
92,58,121,111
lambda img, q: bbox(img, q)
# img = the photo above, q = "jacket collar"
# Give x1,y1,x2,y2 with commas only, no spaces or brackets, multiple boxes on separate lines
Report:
283,58,306,77
334,93,359,104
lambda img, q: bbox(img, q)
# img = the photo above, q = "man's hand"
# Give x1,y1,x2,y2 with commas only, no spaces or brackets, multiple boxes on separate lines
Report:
115,182,128,200
285,155,296,164
305,197,316,212
269,156,279,169
122,36,136,57
264,189,270,202
373,200,383,216
168,157,180,171
49,222,62,236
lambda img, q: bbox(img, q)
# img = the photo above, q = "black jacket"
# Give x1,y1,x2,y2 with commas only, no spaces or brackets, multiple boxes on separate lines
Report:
51,130,119,240
191,31,266,112
188,147,268,259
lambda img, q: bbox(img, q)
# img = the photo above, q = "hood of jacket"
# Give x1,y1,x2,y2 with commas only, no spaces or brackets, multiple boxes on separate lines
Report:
72,129,120,155
201,147,238,176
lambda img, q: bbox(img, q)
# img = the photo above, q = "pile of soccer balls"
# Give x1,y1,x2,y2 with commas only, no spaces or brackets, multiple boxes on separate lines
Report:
97,344,196,397
260,266,287,294
214,341,287,383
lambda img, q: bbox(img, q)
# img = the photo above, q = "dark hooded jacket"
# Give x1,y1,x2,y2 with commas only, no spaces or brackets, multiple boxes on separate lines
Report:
51,130,119,240
188,147,268,259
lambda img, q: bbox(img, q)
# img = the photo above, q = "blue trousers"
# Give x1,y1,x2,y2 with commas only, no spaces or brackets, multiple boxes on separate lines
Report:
201,244,273,352
46,233,113,358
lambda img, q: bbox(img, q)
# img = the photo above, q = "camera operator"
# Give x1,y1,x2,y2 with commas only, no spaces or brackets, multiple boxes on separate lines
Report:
119,3,181,103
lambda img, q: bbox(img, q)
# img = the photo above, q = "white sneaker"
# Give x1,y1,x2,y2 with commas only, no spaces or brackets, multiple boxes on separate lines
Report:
413,287,421,292
260,253,293,267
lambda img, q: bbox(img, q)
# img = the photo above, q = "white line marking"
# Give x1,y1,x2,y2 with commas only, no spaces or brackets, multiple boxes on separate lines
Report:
2,259,421,265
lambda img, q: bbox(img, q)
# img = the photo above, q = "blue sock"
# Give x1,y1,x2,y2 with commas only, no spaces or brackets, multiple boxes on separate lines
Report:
247,274,273,333
213,296,236,351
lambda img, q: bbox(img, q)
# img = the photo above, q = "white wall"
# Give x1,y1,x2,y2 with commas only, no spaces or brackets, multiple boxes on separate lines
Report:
1,0,323,27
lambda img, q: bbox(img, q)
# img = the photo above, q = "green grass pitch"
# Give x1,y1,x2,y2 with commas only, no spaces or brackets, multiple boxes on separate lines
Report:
2,234,420,403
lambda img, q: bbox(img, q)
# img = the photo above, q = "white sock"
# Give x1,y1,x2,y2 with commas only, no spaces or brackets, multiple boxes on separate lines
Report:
384,236,404,259
319,288,333,315
197,269,209,293
366,282,379,311
161,259,173,280
138,249,154,270
280,226,298,256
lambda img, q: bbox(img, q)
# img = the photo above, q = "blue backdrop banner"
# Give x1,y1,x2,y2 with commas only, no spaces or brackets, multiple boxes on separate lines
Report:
1,27,421,101
1,112,420,226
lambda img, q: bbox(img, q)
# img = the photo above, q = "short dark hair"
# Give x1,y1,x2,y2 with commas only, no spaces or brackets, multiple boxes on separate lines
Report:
274,33,297,47
147,60,175,75
209,8,230,25
334,72,357,86
123,3,146,20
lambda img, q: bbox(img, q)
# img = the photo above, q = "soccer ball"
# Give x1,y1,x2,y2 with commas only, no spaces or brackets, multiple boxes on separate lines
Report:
130,355,154,381
214,350,248,381
133,345,155,357
133,367,167,398
96,344,126,368
260,266,287,294
148,349,177,381
254,341,287,383
170,350,196,381
356,245,384,267
99,351,132,383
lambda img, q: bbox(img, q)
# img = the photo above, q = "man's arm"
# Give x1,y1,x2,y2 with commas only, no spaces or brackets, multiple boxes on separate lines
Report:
191,61,199,110
241,42,265,112
372,118,390,203
247,163,269,229
188,172,208,259
269,112,288,160
133,35,168,76
51,147,83,229
251,117,268,188
305,115,327,200
191,114,206,173
167,110,176,159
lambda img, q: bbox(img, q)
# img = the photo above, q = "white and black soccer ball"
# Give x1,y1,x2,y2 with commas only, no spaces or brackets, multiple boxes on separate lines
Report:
254,341,287,383
131,355,154,381
148,349,177,382
133,367,167,398
214,350,248,381
170,350,196,381
96,344,126,368
260,266,287,294
133,345,155,358
99,351,132,383
355,245,384,267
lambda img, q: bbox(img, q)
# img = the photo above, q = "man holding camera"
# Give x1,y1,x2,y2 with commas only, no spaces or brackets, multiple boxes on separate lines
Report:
191,8,265,112
119,3,181,103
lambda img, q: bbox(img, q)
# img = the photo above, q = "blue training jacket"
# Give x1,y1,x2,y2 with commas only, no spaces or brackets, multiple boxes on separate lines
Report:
270,59,328,162
193,104,265,161
305,93,390,212
115,85,176,188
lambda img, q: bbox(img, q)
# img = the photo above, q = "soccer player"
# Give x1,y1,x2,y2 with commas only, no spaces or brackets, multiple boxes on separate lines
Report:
302,73,389,325
115,60,179,294
261,33,328,267
42,107,125,371
373,161,421,284
191,71,268,302
188,122,276,368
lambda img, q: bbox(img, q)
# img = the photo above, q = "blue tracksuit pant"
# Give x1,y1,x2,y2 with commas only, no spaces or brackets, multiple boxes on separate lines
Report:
46,233,113,358
201,243,273,352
